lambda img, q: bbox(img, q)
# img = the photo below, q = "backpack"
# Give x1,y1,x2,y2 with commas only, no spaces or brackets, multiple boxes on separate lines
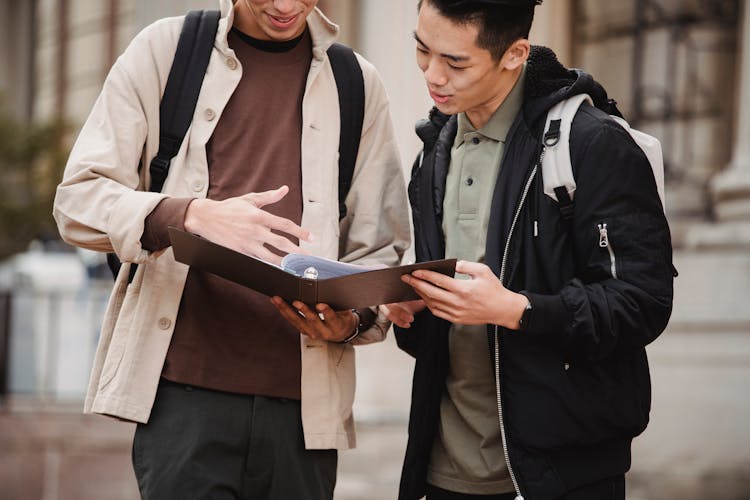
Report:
107,9,365,281
540,93,666,221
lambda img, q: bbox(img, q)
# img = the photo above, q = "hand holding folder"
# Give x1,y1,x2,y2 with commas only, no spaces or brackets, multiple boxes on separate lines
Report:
168,228,456,310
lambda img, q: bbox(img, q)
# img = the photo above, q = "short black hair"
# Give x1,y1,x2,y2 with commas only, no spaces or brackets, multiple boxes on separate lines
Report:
418,0,537,61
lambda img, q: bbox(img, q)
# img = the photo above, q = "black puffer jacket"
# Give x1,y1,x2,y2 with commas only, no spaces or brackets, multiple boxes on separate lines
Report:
395,46,675,500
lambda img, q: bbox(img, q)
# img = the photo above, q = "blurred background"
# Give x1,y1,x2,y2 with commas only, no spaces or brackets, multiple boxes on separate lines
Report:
1,0,749,499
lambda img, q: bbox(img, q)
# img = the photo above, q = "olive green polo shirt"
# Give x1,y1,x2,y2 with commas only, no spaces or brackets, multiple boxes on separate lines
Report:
427,66,525,495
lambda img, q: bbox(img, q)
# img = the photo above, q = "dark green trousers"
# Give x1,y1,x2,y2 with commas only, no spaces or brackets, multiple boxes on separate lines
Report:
132,379,337,500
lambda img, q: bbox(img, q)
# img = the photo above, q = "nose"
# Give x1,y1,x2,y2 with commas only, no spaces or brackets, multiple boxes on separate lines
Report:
423,58,448,88
273,0,296,14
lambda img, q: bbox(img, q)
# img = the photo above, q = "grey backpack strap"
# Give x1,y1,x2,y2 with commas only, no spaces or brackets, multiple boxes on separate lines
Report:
540,92,666,222
540,93,592,221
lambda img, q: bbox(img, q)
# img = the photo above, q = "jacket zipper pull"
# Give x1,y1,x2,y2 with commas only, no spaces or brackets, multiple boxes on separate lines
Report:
597,222,618,279
598,223,609,247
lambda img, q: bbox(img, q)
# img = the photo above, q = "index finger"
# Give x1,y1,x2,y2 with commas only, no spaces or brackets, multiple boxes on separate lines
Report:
262,212,313,243
454,260,489,277
409,269,459,291
315,303,346,315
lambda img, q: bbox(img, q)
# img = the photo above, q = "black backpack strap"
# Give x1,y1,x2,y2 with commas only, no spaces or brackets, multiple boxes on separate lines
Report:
149,9,220,193
327,43,365,220
108,9,219,282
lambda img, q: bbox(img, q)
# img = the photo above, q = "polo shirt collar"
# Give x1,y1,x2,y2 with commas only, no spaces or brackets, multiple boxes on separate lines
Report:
454,63,527,148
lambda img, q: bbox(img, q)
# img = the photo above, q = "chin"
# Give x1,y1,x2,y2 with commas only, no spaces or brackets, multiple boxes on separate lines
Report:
263,19,306,40
265,28,303,41
434,102,458,116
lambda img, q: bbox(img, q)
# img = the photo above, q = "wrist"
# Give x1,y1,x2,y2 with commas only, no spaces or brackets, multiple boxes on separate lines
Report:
184,198,210,233
515,292,532,331
338,309,362,344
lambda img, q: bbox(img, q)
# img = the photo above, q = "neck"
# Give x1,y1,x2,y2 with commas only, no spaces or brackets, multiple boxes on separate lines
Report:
466,66,523,129
232,26,306,52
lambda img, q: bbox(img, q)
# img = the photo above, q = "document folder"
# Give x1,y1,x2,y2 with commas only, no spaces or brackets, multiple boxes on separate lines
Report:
168,227,456,310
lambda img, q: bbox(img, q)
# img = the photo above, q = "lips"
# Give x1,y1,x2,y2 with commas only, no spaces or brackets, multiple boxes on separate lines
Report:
429,89,450,104
267,13,299,29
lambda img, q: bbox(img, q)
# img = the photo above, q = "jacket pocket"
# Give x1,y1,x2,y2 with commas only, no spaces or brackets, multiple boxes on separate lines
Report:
560,352,650,442
98,282,140,390
597,222,618,279
505,346,650,450
588,212,672,296
329,342,355,421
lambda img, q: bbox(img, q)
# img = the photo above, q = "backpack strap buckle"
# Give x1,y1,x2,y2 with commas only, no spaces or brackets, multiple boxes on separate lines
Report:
149,155,171,193
544,119,561,146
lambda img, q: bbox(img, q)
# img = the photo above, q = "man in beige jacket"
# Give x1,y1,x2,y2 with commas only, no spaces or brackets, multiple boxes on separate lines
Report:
53,0,410,498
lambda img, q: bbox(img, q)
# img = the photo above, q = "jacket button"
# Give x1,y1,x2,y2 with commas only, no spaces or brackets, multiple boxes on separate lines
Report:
466,177,474,186
226,57,238,70
158,317,172,330
192,180,204,192
472,137,480,145
204,108,216,121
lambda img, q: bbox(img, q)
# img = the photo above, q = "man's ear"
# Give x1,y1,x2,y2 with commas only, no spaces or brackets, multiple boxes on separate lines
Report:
502,39,530,70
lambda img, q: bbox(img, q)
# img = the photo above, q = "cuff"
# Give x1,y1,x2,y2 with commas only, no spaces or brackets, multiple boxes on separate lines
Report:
141,197,194,251
519,291,571,337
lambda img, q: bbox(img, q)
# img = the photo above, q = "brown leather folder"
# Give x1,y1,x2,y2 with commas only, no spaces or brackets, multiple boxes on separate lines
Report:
168,227,456,310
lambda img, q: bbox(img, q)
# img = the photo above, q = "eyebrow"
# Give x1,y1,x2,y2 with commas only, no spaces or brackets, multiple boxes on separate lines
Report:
413,32,470,63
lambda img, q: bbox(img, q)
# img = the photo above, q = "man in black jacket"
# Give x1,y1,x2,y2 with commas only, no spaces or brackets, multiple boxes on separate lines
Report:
383,1,675,499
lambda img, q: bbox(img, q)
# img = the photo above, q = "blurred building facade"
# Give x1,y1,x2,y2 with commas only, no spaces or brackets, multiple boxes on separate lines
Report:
1,1,748,499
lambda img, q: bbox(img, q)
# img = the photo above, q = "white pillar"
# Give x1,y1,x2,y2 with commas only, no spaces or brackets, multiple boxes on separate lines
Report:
529,0,573,66
0,0,35,121
357,0,432,176
133,0,214,31
687,0,750,248
713,0,750,220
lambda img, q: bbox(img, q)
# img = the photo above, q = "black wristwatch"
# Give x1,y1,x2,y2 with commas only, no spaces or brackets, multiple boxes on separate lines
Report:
518,293,532,331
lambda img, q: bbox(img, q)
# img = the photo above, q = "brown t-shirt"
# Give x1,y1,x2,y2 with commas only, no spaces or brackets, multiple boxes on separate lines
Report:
141,28,313,399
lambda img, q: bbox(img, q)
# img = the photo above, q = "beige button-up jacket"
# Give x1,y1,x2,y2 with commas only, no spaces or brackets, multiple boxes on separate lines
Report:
53,0,410,450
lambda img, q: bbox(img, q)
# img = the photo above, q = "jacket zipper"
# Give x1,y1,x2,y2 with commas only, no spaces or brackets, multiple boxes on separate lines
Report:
597,223,618,279
494,164,538,500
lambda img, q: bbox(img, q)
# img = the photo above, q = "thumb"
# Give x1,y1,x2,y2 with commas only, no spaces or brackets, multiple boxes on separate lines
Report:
243,185,289,208
454,260,488,278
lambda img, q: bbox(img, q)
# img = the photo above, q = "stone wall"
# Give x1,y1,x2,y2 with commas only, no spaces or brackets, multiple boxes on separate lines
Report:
575,0,739,232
